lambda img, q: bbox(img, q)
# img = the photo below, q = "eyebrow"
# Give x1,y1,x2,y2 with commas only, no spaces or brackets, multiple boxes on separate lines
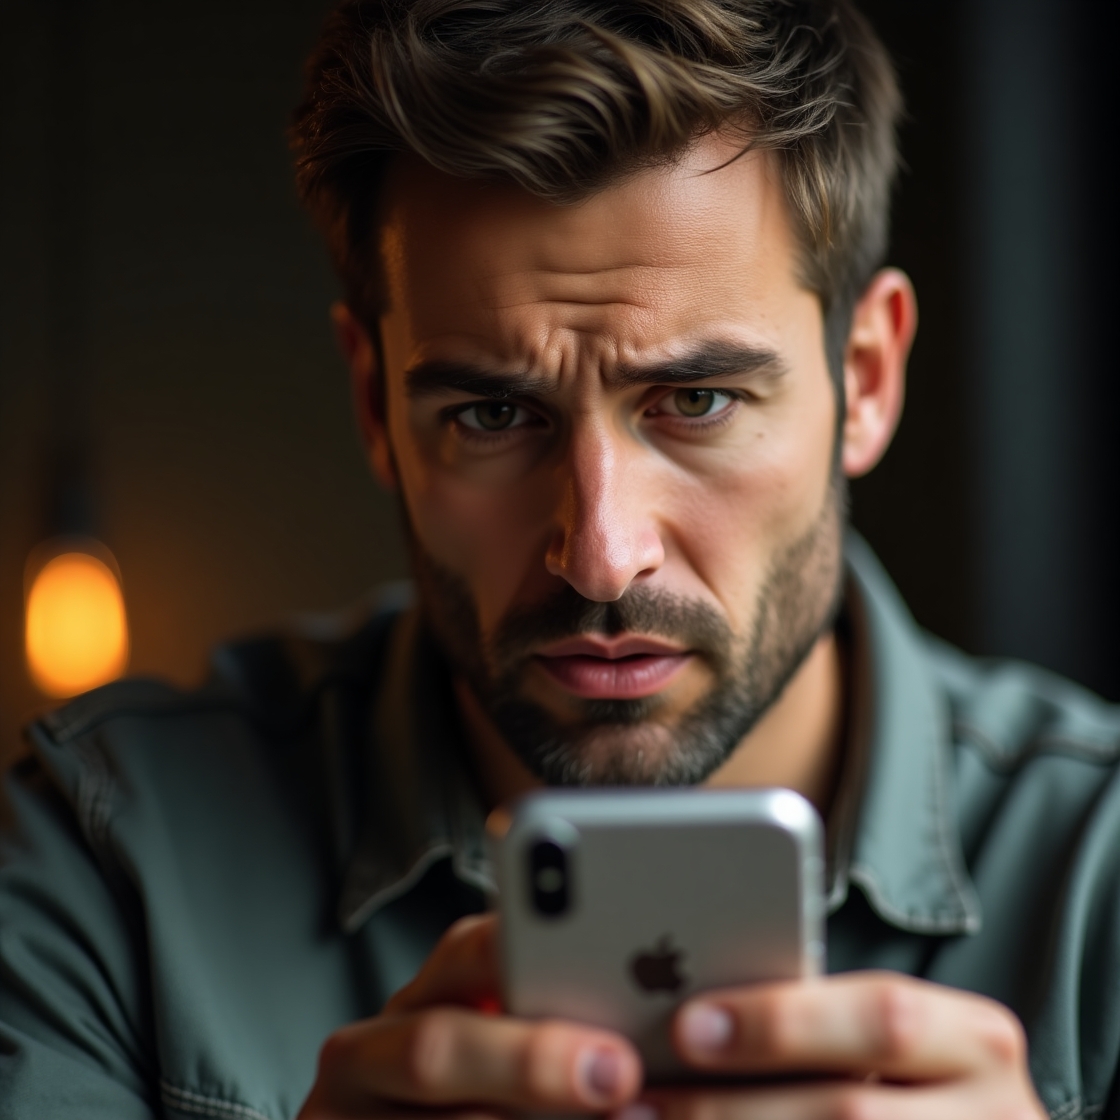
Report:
404,341,787,399
405,362,555,400
613,341,788,387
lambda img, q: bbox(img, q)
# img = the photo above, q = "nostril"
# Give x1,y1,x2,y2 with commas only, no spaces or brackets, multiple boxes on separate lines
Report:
544,526,665,602
544,470,665,600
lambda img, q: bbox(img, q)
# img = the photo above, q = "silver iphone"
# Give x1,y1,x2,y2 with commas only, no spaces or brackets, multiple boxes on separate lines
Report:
488,788,825,1081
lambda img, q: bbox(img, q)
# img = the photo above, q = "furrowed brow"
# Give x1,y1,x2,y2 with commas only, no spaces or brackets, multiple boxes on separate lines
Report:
405,360,555,400
612,342,788,387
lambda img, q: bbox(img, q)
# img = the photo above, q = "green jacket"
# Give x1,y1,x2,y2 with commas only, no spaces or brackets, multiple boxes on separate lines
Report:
1,538,1118,1120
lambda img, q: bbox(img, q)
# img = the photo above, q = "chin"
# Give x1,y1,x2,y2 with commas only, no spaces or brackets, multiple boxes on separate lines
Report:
570,723,680,782
514,715,739,788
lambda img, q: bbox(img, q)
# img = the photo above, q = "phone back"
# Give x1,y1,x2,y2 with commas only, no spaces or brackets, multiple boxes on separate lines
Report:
490,788,825,1080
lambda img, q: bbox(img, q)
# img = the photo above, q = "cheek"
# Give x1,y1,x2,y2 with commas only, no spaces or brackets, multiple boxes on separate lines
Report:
394,440,558,629
667,376,837,614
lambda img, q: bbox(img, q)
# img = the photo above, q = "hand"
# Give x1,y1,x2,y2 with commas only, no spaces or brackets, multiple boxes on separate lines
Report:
297,913,642,1118
641,971,1046,1120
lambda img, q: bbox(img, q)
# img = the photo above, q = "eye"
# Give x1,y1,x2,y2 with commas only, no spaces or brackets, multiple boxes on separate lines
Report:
657,388,737,420
457,401,532,432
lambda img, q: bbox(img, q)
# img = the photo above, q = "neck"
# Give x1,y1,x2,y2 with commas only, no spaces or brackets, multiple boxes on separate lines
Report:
456,629,846,817
702,632,845,813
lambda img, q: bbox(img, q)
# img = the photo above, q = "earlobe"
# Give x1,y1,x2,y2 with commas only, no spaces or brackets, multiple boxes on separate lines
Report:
839,268,917,479
330,301,399,490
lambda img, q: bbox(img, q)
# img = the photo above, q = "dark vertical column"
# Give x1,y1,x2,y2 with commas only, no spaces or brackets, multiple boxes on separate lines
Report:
963,0,1120,696
43,0,95,541
849,0,975,655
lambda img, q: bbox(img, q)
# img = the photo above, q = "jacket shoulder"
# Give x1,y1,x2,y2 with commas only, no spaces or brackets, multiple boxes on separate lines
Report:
921,634,1120,771
23,586,409,826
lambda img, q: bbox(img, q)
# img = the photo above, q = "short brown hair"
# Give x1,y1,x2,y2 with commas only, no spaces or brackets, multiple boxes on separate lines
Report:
291,0,901,377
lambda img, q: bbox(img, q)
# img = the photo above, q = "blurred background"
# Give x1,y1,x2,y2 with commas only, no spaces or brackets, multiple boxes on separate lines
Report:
2,0,1118,785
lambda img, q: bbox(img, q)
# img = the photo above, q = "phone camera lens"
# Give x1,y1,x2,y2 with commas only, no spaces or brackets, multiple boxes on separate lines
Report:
529,839,569,917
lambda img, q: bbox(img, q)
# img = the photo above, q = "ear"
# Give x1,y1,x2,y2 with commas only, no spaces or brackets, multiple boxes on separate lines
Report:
331,301,398,489
839,268,918,478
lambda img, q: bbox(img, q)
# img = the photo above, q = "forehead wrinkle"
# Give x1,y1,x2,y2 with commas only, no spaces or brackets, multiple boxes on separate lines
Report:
483,258,682,310
489,296,652,314
404,324,621,396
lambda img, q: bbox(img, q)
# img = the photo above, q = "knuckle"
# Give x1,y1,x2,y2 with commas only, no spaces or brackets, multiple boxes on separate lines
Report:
750,989,800,1058
870,978,921,1062
520,1022,571,1099
301,1023,379,1118
981,1005,1028,1067
314,1020,371,1083
403,1011,458,1094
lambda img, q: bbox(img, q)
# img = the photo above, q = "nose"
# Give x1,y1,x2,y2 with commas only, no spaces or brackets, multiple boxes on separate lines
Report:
544,421,665,602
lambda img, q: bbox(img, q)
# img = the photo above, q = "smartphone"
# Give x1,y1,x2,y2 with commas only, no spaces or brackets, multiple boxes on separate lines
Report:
488,787,825,1080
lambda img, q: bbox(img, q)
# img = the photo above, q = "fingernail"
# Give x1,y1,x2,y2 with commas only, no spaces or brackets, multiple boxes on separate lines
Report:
680,1002,734,1054
581,1047,624,1100
612,1105,658,1120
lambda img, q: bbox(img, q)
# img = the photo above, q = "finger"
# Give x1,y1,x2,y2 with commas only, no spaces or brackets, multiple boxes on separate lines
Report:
386,914,500,1013
637,1077,1044,1120
322,1005,642,1113
640,1082,904,1120
349,1113,504,1120
302,1103,504,1120
672,972,1027,1082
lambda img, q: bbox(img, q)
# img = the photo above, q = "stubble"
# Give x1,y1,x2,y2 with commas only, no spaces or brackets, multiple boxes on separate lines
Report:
410,476,847,787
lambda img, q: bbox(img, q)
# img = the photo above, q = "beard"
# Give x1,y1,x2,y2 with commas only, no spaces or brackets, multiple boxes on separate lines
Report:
410,476,847,787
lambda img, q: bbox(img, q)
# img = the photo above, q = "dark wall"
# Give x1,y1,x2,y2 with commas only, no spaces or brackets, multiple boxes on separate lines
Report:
2,1,1117,780
849,0,976,656
0,1,408,772
856,0,1120,699
961,0,1120,697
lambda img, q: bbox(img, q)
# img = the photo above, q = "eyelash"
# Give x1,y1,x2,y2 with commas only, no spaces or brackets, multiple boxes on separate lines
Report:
444,401,542,442
443,388,747,443
647,388,745,428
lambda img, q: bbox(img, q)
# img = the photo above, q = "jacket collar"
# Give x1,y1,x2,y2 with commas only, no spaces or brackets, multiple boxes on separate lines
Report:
336,607,491,933
337,535,982,939
829,533,982,935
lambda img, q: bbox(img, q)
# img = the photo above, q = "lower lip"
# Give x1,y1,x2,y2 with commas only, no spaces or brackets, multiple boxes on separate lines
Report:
534,653,691,699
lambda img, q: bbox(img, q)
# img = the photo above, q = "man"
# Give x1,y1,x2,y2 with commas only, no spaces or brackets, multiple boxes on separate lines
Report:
0,1,1117,1118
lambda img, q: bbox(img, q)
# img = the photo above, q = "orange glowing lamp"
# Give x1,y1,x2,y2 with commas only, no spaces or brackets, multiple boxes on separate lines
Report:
25,549,130,698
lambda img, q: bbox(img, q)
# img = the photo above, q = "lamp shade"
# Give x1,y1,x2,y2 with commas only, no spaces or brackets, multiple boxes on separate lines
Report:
25,548,129,698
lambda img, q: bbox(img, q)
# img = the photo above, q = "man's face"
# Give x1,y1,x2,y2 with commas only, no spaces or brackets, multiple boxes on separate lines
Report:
376,134,844,785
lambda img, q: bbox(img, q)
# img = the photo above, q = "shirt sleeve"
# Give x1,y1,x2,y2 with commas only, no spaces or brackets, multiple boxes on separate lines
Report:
0,756,157,1119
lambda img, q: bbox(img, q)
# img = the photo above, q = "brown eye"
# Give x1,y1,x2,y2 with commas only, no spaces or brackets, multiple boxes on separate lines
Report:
673,388,717,417
469,402,516,430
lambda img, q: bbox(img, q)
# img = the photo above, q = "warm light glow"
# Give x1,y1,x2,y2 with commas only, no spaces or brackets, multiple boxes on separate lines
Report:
25,551,129,698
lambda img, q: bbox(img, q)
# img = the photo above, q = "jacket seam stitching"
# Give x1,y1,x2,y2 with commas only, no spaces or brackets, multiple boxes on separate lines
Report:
955,721,1120,770
160,1080,274,1120
928,713,983,932
1048,1094,1102,1119
846,862,972,933
74,735,118,870
44,696,246,744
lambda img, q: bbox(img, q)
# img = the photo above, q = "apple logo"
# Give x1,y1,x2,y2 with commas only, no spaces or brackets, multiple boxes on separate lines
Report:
629,935,687,994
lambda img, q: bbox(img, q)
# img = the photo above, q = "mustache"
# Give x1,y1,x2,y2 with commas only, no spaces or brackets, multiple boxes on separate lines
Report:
491,582,734,671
